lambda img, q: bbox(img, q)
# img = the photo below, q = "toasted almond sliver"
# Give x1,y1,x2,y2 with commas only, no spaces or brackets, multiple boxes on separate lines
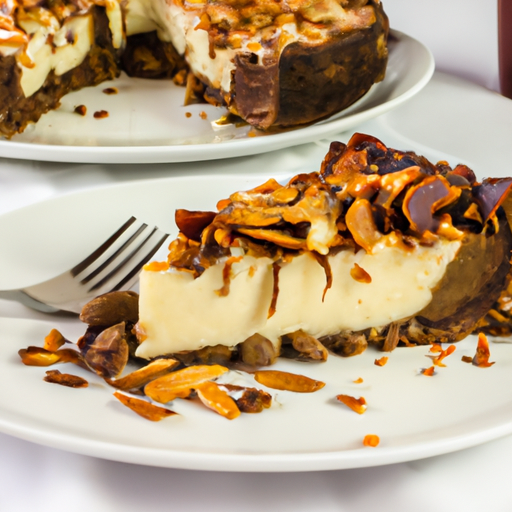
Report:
473,332,495,368
421,366,435,376
196,381,241,420
336,394,367,414
114,391,177,421
18,346,85,368
144,364,229,403
254,370,325,393
431,345,456,367
106,358,179,391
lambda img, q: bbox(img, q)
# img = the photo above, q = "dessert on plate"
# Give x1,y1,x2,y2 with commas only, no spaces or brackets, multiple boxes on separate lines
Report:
0,0,388,137
134,133,512,364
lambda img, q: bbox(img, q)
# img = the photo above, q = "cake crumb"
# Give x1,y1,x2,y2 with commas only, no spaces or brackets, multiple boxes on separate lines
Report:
94,110,109,119
74,105,87,116
185,112,192,118
363,434,380,447
102,87,118,95
199,111,208,120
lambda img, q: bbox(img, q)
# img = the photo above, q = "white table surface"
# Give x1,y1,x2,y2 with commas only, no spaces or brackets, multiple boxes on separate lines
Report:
1,3,510,511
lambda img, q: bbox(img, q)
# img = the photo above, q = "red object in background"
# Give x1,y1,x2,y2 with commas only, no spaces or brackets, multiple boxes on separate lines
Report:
499,0,512,98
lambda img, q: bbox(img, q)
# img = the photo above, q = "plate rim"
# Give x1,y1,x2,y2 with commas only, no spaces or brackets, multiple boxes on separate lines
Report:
0,29,434,165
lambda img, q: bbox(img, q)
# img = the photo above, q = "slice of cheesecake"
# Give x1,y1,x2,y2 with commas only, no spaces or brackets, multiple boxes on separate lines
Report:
135,133,512,362
125,0,389,129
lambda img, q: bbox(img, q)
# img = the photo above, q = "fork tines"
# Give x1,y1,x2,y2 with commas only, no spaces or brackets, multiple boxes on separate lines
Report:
71,217,169,295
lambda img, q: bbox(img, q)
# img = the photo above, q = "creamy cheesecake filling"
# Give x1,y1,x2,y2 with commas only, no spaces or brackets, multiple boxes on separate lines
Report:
18,13,94,97
1,1,124,98
135,238,461,360
123,0,376,96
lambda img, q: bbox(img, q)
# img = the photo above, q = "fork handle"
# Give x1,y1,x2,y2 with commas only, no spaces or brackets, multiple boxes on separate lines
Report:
0,290,60,313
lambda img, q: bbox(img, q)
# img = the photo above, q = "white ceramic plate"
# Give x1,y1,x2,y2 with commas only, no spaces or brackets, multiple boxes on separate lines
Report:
1,172,512,472
0,30,433,164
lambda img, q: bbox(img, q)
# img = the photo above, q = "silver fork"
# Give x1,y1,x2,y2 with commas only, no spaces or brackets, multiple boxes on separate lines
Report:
0,217,169,314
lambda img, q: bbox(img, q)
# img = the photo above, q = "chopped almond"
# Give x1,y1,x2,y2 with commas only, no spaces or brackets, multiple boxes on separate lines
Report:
363,434,380,447
421,366,435,376
430,344,456,367
43,329,66,352
336,394,367,414
219,384,272,413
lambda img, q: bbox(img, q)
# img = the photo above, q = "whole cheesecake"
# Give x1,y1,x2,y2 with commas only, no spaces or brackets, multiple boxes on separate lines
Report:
0,0,388,137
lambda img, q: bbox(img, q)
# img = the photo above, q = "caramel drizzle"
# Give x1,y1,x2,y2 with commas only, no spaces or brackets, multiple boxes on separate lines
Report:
267,261,281,318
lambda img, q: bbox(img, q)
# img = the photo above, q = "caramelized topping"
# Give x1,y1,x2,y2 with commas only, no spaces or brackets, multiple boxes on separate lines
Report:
350,263,372,283
472,178,512,223
154,133,505,304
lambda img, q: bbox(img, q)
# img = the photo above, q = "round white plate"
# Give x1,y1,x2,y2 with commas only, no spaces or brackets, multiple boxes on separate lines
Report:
1,172,512,472
0,30,434,164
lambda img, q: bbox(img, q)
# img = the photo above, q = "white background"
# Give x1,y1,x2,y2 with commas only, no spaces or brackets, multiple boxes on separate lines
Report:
1,2,510,511
385,0,500,92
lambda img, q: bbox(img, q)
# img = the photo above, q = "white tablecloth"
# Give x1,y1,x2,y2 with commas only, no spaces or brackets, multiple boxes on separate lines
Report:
1,3,510,510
